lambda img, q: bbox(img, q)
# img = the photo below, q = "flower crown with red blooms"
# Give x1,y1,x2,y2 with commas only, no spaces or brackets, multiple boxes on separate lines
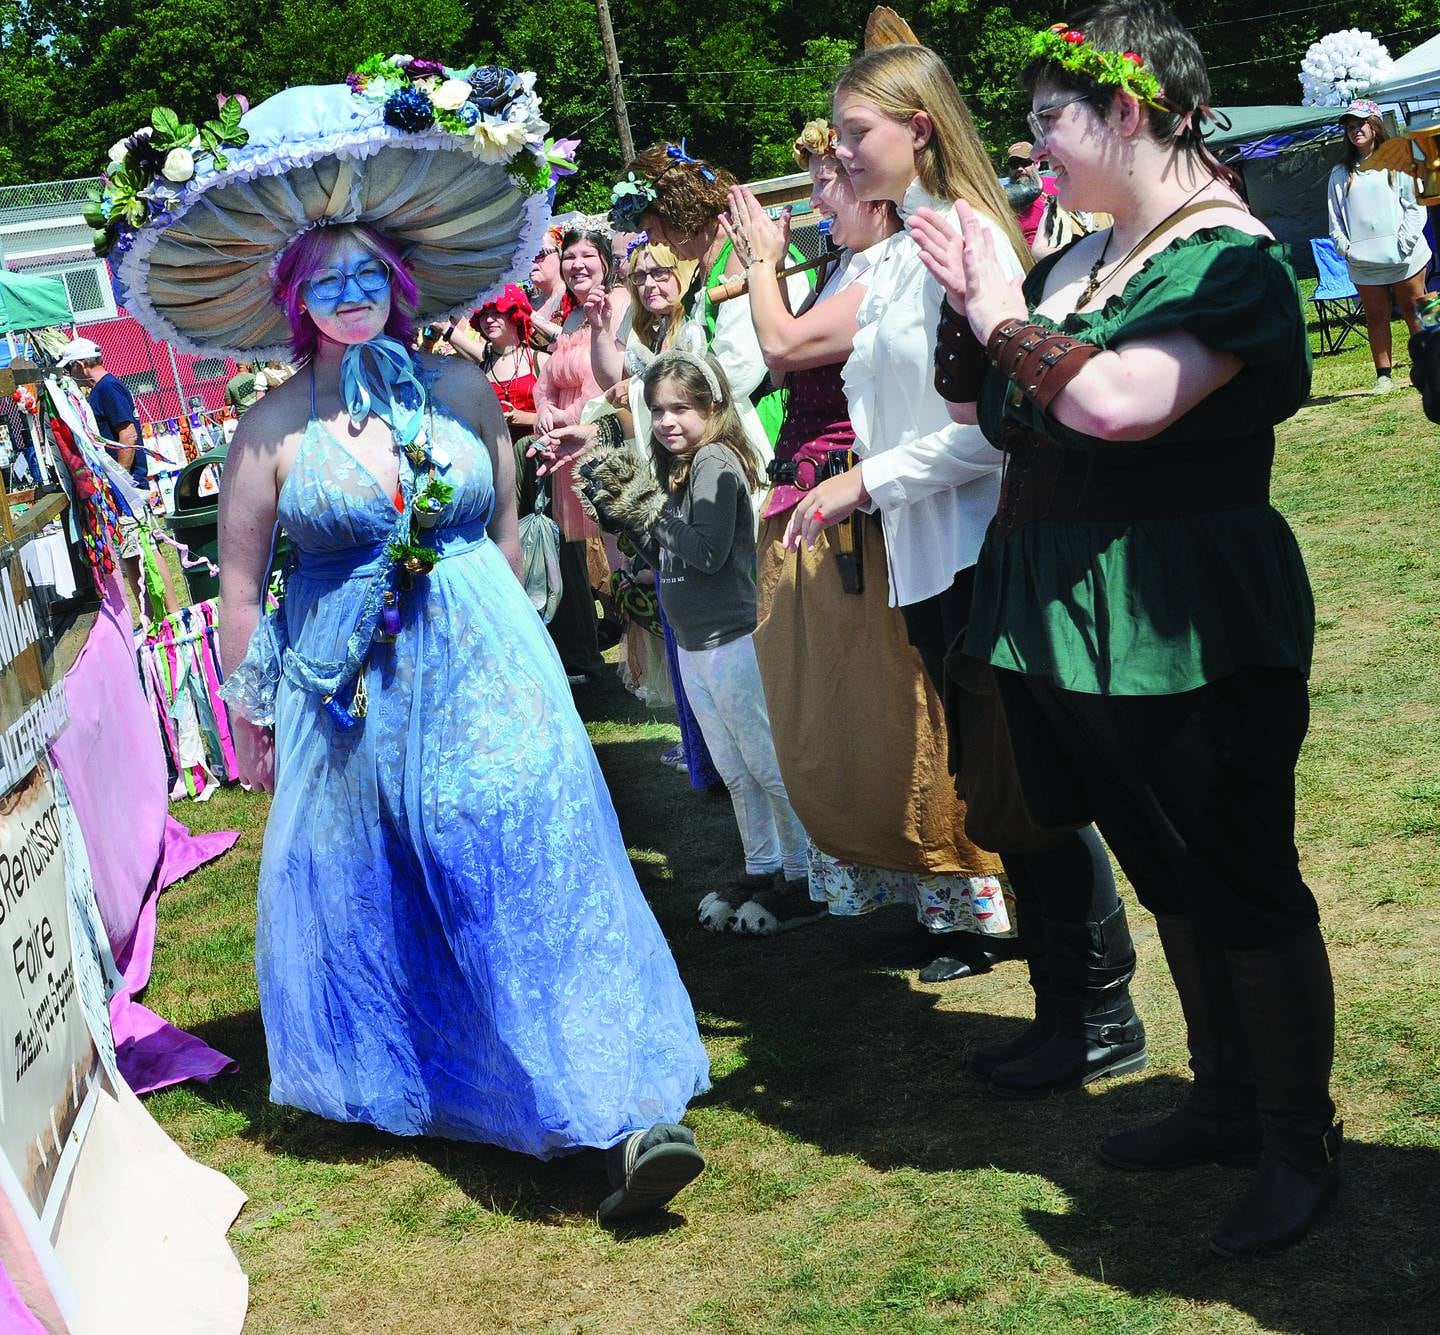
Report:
1030,22,1168,110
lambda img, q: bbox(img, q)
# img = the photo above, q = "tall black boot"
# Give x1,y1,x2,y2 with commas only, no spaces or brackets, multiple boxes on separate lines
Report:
970,910,1053,1077
1209,925,1341,1258
1101,915,1261,1170
988,902,1147,1099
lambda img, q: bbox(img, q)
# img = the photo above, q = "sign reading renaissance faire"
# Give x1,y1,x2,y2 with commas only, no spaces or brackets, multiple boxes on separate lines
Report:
0,763,101,1224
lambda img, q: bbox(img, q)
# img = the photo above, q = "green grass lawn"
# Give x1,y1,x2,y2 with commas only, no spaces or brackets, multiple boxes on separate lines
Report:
146,317,1440,1333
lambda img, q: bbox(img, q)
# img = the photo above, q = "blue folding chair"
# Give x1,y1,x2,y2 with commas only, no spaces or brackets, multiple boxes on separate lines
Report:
1308,237,1366,356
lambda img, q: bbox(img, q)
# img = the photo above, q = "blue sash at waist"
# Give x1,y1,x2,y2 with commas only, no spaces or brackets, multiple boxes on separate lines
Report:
295,517,490,582
272,514,490,706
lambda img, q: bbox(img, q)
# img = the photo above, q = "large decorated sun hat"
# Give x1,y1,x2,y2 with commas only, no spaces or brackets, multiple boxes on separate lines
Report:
89,56,582,361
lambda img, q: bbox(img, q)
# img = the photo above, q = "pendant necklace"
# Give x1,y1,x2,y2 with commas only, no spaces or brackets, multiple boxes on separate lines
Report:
1076,183,1212,308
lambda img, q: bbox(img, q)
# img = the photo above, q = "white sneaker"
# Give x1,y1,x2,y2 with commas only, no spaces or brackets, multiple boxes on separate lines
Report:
1371,373,1395,395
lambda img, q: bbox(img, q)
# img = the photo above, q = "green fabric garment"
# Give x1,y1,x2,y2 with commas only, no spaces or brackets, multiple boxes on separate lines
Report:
696,239,813,446
966,226,1316,696
225,371,258,415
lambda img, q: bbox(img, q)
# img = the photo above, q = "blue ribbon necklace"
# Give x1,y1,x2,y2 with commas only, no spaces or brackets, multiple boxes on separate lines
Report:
340,334,437,464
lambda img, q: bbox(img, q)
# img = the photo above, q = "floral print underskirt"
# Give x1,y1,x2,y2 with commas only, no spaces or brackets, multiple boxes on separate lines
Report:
807,843,1015,937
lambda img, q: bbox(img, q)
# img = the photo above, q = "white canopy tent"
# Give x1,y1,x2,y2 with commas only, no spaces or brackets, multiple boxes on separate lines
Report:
1368,31,1440,105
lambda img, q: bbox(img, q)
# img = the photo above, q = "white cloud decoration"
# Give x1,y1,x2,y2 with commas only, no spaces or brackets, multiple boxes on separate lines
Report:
1299,29,1393,107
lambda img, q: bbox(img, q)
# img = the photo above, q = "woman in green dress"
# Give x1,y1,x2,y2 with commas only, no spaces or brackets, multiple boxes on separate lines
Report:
908,0,1339,1259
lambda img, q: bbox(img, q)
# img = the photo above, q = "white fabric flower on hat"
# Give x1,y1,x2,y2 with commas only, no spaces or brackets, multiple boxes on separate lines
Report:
162,148,196,183
432,78,474,112
471,117,528,163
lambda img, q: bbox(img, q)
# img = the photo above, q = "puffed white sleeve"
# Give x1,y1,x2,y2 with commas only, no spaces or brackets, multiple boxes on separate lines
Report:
859,219,1019,509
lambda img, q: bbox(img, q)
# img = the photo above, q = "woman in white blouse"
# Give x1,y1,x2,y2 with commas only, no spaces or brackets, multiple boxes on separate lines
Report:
1328,98,1433,394
717,125,1013,962
786,44,1148,1100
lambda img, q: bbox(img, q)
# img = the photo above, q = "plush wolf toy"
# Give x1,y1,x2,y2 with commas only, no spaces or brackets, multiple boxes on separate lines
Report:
574,446,668,534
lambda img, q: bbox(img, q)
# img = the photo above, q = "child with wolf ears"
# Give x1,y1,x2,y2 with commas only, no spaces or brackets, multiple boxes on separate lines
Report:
576,349,825,936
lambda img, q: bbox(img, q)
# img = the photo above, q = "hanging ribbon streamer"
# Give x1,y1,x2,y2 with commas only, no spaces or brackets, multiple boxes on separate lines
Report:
665,139,716,180
340,335,431,450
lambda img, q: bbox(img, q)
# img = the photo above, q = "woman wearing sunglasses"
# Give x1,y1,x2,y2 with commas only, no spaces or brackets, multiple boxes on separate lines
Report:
909,0,1337,1258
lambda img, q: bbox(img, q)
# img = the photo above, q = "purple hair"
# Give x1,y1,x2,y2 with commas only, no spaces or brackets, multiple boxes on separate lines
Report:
273,223,420,362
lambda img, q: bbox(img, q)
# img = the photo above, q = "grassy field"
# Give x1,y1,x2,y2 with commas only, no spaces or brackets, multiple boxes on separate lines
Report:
144,317,1440,1334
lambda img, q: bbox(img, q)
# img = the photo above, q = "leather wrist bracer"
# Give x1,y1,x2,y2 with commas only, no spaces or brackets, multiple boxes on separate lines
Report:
986,318,1100,412
933,300,986,405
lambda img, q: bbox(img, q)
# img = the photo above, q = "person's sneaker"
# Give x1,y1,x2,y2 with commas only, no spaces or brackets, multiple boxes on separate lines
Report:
732,878,828,935
698,873,775,932
598,1123,705,1224
659,744,687,771
1371,372,1395,395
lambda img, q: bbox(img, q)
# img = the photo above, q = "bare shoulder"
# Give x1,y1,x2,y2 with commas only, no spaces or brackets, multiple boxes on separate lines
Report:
1172,203,1272,242
231,374,307,459
425,351,492,402
421,352,505,444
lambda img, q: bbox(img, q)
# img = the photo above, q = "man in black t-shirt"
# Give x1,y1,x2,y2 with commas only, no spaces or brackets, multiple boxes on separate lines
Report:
59,337,180,616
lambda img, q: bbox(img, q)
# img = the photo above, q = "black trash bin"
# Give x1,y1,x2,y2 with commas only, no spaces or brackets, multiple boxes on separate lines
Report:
168,446,228,603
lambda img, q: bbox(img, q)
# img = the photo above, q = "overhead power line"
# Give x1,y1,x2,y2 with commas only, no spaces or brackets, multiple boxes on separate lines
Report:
628,64,834,80
1194,0,1373,30
1209,22,1434,71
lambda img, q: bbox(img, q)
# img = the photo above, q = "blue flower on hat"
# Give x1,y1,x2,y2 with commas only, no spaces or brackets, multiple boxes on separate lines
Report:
469,65,518,114
384,86,435,133
457,103,480,126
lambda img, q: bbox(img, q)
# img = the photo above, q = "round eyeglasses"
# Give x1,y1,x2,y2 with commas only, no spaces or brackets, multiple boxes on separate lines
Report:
306,258,392,304
1027,95,1089,147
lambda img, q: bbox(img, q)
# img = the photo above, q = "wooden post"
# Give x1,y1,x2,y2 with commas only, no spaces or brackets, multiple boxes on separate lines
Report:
594,0,635,164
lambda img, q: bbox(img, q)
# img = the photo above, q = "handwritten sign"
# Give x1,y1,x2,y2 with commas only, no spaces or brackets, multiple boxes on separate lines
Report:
0,764,100,1221
0,547,67,795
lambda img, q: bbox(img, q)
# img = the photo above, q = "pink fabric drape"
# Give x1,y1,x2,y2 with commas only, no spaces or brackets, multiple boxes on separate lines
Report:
48,574,239,1094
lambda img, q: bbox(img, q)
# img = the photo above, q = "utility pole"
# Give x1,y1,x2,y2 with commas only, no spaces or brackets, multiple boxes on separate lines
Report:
594,0,635,163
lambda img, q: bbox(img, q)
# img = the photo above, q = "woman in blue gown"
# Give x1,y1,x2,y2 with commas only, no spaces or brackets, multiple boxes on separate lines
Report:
219,224,709,1219
89,60,711,1222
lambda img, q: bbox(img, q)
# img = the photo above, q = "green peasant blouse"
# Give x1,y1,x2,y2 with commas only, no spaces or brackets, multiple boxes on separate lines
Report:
964,227,1316,696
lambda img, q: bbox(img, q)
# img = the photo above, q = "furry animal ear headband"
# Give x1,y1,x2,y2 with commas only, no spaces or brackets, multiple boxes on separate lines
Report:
647,348,726,404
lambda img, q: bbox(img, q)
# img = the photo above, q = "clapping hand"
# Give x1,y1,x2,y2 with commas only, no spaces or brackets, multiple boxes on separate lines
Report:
909,202,1026,344
721,185,790,267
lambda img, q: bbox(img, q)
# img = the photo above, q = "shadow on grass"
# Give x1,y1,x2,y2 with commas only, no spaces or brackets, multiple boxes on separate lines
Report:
181,670,1439,1332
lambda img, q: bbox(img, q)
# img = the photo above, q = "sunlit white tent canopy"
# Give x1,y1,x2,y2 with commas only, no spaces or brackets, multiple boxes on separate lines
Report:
1368,32,1440,105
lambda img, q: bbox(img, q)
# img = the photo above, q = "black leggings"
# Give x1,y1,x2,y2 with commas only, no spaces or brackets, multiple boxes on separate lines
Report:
902,570,1119,931
996,667,1318,949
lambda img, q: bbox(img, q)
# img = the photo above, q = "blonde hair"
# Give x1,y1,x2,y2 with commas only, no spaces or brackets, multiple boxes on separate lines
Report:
835,45,1032,269
641,353,763,495
624,241,697,351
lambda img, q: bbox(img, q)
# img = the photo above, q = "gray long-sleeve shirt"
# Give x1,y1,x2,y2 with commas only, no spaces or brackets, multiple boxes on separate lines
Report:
630,444,756,652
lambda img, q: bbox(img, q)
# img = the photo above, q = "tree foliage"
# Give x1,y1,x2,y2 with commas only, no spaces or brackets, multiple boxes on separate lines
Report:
3,0,1438,203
